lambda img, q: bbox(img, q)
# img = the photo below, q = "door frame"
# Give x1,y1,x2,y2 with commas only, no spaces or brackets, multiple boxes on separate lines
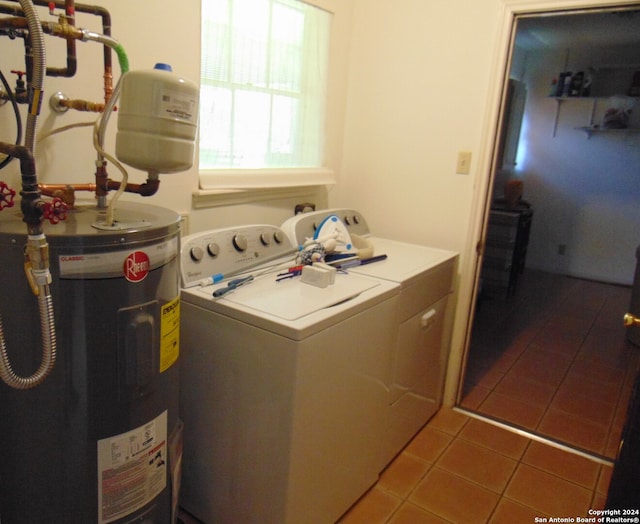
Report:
444,0,640,407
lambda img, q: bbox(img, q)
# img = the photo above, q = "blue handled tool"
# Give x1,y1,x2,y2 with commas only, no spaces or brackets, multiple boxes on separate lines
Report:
213,275,254,298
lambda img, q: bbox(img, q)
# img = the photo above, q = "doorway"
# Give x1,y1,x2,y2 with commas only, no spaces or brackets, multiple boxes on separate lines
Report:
456,1,640,461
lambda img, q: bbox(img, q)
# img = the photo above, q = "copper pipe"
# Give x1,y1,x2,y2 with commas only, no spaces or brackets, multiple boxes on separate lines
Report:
3,0,112,101
45,0,76,77
39,183,96,206
39,0,113,103
57,97,104,112
39,183,97,192
38,175,161,206
0,15,27,29
1,0,77,78
106,178,161,197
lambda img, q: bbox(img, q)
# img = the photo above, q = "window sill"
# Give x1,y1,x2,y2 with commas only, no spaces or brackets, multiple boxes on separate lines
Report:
193,168,336,208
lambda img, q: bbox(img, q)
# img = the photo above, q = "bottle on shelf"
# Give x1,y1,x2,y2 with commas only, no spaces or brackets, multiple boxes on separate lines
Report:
562,72,573,97
581,71,593,96
569,71,584,96
556,72,567,97
555,72,573,97
628,71,640,97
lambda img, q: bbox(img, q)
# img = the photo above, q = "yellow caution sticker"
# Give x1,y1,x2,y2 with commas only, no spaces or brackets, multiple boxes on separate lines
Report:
160,297,180,372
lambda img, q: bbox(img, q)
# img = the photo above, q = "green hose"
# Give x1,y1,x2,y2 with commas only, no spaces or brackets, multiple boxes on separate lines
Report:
113,43,129,74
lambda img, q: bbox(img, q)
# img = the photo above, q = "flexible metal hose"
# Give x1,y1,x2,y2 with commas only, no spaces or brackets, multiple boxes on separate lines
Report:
0,1,57,390
0,289,56,389
19,0,46,153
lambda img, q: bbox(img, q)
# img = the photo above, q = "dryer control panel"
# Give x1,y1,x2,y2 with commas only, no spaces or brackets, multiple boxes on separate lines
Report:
180,225,296,288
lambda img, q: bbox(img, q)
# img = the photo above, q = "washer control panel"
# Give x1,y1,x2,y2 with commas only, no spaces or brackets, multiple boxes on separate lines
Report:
180,225,295,287
281,208,371,247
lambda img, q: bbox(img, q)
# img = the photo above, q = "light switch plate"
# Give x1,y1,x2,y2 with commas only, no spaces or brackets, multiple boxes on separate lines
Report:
456,151,472,174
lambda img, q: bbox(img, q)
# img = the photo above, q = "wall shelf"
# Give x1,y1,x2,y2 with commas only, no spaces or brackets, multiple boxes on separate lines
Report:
549,97,598,137
548,62,640,136
549,96,638,137
575,126,640,139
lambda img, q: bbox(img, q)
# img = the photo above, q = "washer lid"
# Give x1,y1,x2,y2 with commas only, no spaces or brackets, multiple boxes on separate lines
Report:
223,271,379,321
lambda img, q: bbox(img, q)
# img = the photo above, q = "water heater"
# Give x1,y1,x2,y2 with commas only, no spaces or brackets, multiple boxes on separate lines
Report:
0,202,182,524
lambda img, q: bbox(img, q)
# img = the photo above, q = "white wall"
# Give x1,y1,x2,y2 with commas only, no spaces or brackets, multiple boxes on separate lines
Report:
515,44,640,284
3,0,635,408
336,0,499,255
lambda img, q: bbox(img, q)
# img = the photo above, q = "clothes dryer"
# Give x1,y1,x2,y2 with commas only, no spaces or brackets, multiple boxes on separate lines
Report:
179,224,399,524
281,209,458,466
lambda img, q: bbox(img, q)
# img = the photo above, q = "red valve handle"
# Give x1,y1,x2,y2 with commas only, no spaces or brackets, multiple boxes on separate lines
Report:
42,197,68,224
0,182,16,210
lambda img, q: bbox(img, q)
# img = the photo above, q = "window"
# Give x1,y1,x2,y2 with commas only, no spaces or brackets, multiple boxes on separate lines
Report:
199,0,332,188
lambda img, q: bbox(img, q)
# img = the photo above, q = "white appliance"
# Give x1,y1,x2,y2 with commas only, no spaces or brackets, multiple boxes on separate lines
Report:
281,209,458,466
178,224,399,524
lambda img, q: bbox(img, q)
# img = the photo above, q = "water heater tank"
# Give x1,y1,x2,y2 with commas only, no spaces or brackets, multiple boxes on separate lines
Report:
0,202,182,524
116,63,199,174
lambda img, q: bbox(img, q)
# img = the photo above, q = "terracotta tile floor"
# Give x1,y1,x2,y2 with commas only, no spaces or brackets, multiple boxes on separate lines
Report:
178,406,615,524
338,408,612,523
461,270,639,460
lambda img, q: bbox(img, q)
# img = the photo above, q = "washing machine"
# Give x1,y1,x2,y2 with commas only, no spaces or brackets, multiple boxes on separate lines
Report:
281,209,458,467
178,224,400,524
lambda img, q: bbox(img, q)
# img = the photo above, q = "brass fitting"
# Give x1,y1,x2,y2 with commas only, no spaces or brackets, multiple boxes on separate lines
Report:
24,236,52,295
42,20,83,40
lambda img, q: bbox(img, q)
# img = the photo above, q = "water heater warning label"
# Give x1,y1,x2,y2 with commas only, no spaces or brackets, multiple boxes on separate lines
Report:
97,411,168,524
160,297,180,372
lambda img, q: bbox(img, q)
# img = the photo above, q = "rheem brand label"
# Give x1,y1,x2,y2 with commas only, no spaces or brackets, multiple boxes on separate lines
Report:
124,251,150,282
58,237,178,279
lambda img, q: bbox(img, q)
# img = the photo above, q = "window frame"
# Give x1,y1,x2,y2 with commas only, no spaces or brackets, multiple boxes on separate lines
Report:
197,0,341,192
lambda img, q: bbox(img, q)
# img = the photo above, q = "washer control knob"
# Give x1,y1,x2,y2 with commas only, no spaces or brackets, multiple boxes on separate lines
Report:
207,243,220,257
353,215,360,225
273,231,284,244
232,234,248,252
190,246,204,262
343,215,351,225
260,233,271,246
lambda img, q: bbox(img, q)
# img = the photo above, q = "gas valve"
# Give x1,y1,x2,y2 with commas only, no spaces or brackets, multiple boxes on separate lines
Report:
42,197,68,224
0,182,16,210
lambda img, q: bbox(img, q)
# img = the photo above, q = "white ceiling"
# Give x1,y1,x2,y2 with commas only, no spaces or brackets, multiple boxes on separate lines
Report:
515,8,640,50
